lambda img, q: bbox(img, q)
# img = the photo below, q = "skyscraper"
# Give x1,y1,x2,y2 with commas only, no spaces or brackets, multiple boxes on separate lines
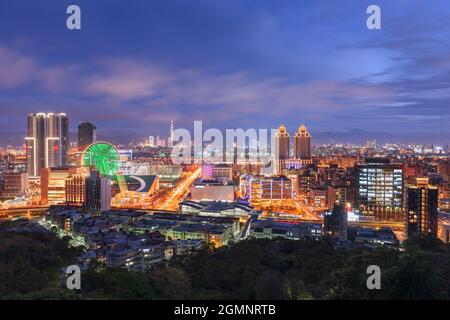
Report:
26,113,46,177
357,158,403,221
405,177,439,239
168,120,174,147
274,124,290,174
26,113,69,177
78,121,96,151
274,124,290,160
294,124,311,160
47,113,69,167
84,170,111,212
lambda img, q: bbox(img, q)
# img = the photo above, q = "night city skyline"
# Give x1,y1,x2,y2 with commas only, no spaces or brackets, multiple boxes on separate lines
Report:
1,1,450,306
0,1,449,145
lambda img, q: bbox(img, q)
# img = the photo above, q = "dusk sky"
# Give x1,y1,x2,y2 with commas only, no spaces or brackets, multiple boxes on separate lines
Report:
0,1,449,145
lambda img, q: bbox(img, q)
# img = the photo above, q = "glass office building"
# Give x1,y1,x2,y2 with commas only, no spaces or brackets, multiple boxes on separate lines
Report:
357,158,403,221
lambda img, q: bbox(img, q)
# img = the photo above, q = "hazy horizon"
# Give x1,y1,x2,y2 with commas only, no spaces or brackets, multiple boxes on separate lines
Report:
1,1,449,145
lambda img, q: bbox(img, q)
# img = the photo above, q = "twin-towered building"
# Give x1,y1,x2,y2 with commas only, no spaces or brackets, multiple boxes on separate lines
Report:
274,124,311,161
274,124,312,174
26,113,69,177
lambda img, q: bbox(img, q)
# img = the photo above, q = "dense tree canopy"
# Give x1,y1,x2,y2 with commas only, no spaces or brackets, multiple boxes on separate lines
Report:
0,226,82,299
0,222,449,300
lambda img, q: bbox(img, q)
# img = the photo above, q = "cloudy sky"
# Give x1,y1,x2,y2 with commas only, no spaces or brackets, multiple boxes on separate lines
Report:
0,0,449,145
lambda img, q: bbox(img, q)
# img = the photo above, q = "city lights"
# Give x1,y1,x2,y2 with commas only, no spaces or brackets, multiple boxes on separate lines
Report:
0,0,449,306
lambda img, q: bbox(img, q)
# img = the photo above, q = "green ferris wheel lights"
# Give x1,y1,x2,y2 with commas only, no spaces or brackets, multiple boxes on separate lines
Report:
82,141,120,176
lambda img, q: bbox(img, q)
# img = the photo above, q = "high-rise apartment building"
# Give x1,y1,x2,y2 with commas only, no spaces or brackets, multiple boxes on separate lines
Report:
357,158,403,221
294,124,311,160
405,177,439,238
84,170,111,212
78,121,96,151
65,174,86,205
26,113,69,177
324,204,348,241
332,181,348,207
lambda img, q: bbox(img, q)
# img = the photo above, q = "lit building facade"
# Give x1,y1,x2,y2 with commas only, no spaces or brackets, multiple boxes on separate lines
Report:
309,185,335,209
357,158,403,221
246,176,294,207
250,219,322,240
332,181,348,207
1,172,28,198
274,124,290,174
179,201,253,220
84,170,111,212
405,178,439,238
65,174,86,205
26,113,69,177
41,167,73,204
201,164,233,182
190,179,235,202
168,120,174,147
293,124,311,161
439,221,450,243
324,204,348,241
298,170,317,195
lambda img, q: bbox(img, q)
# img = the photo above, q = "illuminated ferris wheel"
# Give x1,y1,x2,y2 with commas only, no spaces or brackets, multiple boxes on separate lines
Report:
81,141,120,176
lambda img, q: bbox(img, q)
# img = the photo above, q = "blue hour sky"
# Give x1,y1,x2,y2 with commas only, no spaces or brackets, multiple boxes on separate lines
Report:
0,0,449,145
